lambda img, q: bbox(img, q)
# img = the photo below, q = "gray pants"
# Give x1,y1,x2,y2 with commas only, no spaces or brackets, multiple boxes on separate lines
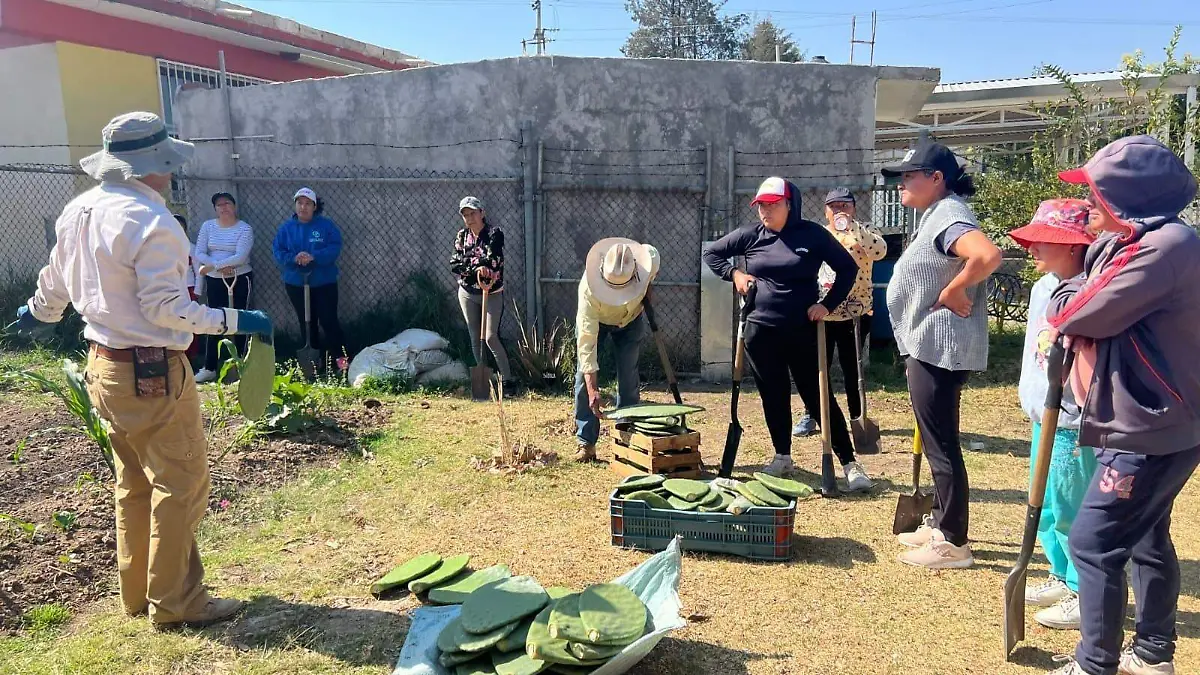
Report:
457,287,512,379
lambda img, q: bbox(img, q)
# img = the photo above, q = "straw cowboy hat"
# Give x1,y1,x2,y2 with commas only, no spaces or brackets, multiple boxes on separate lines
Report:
80,111,194,182
584,237,660,307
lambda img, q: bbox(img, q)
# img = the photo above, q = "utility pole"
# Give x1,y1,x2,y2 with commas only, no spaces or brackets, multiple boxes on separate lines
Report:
849,11,877,65
522,0,551,55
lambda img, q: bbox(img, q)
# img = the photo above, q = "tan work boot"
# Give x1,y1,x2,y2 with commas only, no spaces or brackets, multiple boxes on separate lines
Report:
153,597,245,631
897,514,937,548
573,443,597,462
897,529,974,570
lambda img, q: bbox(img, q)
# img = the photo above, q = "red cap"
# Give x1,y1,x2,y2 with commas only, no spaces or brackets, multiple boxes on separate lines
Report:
750,176,789,206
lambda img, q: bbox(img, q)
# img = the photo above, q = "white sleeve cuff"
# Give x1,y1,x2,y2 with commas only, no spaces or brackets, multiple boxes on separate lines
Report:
222,307,239,334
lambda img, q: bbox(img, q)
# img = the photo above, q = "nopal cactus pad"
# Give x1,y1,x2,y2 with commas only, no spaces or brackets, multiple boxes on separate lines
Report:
743,480,788,507
754,472,814,499
614,474,666,493
623,490,672,510
578,583,647,644
428,564,512,605
662,478,709,501
461,576,549,634
439,647,481,667
567,641,626,661
733,482,767,506
527,606,609,667
370,552,441,595
409,553,472,594
699,491,735,512
456,657,500,675
666,496,698,511
491,649,549,675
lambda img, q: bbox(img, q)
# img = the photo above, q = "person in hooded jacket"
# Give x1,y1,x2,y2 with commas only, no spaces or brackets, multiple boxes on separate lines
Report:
1044,135,1200,675
703,176,869,482
272,187,346,369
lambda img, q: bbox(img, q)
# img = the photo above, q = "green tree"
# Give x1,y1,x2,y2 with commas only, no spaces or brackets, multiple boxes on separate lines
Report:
740,17,803,62
621,0,748,60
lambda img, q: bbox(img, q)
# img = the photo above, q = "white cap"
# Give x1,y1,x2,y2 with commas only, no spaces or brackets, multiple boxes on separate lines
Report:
294,187,317,202
750,176,789,206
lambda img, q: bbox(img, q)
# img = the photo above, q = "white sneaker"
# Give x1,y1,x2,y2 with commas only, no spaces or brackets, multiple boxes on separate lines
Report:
1049,655,1089,675
843,462,874,492
897,514,937,548
897,529,974,570
1027,576,1073,607
1036,594,1081,630
1119,647,1175,675
761,454,795,477
195,368,217,384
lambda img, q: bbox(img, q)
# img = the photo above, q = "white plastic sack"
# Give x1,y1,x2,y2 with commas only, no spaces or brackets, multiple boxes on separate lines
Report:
413,349,452,374
415,361,469,386
349,343,417,388
392,537,686,675
387,329,450,354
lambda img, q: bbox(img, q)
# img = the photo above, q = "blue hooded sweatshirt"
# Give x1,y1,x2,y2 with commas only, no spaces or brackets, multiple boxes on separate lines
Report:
272,214,342,287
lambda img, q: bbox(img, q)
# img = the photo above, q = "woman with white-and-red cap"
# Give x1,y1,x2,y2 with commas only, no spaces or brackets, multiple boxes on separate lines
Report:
703,176,870,482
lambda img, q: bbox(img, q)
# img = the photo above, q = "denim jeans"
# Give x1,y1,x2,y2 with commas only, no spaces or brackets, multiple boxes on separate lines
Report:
574,316,647,446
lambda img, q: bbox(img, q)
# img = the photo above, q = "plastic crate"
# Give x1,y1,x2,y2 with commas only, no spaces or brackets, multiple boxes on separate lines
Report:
609,489,795,561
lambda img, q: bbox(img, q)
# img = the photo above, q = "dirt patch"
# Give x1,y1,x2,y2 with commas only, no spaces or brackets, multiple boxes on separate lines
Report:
0,397,394,634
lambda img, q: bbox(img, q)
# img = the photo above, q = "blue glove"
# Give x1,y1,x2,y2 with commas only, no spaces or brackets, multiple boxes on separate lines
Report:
5,305,58,343
234,310,273,345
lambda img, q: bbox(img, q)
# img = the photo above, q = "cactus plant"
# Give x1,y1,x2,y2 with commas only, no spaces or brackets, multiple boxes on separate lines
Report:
491,649,549,675
409,554,471,594
371,552,441,595
699,491,735,512
697,488,723,507
733,482,767,506
614,475,666,493
666,496,698,511
547,593,590,642
461,576,550,634
662,479,708,501
526,605,607,667
578,583,647,645
623,490,671,510
742,480,788,507
754,472,814,499
429,564,512,604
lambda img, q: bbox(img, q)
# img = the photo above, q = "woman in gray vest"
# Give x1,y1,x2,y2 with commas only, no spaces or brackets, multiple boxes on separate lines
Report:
882,140,1002,570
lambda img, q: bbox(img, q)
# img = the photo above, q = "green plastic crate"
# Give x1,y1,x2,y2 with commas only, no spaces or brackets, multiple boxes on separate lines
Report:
609,489,795,561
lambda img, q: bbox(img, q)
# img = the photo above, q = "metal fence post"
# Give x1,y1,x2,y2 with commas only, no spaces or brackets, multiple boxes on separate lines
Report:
535,139,545,336
217,50,239,197
521,121,537,335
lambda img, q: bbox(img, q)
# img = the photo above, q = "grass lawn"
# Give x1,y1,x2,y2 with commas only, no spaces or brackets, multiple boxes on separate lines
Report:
2,339,1199,674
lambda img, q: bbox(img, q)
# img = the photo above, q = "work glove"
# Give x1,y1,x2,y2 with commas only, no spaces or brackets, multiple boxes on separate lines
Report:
233,310,274,345
5,305,58,343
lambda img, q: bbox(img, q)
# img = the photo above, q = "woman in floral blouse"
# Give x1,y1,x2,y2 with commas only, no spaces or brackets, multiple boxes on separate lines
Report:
450,196,513,383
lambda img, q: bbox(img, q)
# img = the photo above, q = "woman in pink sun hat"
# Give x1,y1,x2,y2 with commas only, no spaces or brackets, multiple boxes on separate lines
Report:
1009,198,1098,633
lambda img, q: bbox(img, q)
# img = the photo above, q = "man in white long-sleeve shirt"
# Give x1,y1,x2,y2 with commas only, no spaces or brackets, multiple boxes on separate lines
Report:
8,111,273,630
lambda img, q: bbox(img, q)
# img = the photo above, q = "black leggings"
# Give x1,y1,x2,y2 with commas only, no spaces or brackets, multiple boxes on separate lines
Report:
743,320,856,466
801,315,871,420
204,272,253,372
285,282,345,362
907,357,970,546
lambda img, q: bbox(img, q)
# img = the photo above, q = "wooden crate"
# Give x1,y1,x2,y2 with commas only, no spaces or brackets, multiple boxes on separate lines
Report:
607,423,702,479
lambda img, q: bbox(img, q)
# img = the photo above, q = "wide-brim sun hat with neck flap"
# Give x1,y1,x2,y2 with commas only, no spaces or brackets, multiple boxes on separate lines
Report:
584,237,660,307
80,111,194,182
1008,198,1095,249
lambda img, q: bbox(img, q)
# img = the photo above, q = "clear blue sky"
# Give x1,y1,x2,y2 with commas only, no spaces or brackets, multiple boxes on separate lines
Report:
235,0,1197,82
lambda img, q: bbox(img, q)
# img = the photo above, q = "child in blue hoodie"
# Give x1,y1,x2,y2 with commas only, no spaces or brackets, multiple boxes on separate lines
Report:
272,187,345,369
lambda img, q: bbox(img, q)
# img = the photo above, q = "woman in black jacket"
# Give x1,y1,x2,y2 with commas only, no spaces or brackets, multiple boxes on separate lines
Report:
703,177,873,489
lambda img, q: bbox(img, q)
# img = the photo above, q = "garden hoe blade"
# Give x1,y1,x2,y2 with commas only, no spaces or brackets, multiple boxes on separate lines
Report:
817,320,839,498
297,273,320,381
1004,339,1073,659
470,285,494,402
849,311,881,455
642,293,682,405
718,282,755,478
892,426,934,535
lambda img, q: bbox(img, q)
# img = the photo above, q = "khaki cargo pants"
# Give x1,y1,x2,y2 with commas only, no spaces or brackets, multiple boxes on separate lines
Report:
85,349,212,625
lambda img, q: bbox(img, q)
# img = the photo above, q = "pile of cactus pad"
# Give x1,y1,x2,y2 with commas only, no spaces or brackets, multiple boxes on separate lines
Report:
614,473,812,513
371,554,656,674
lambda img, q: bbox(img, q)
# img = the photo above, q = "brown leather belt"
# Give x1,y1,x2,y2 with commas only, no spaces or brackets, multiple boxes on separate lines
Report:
89,343,186,363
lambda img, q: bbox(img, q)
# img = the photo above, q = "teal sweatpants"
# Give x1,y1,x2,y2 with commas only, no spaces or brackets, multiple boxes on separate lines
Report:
1028,422,1098,593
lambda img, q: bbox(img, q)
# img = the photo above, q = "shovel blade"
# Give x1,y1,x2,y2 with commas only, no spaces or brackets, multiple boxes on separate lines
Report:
853,416,882,455
892,490,934,535
718,421,742,478
1003,564,1028,658
470,365,493,401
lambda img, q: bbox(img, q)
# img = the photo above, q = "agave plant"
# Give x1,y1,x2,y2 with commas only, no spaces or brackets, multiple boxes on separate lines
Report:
512,303,570,391
5,360,115,479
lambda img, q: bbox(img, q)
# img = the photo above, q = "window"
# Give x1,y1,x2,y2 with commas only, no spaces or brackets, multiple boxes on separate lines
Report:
157,60,272,204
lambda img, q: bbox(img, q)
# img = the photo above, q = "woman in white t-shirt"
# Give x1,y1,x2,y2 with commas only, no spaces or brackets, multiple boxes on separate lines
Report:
194,191,254,383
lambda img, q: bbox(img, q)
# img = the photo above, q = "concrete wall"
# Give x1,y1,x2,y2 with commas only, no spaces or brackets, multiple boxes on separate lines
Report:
175,56,931,368
0,43,69,165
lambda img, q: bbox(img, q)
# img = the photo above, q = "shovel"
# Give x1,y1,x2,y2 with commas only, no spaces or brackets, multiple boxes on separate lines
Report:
892,426,935,535
817,319,840,498
1004,338,1073,659
848,305,881,455
297,273,319,380
718,281,756,479
470,283,494,402
642,291,682,405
